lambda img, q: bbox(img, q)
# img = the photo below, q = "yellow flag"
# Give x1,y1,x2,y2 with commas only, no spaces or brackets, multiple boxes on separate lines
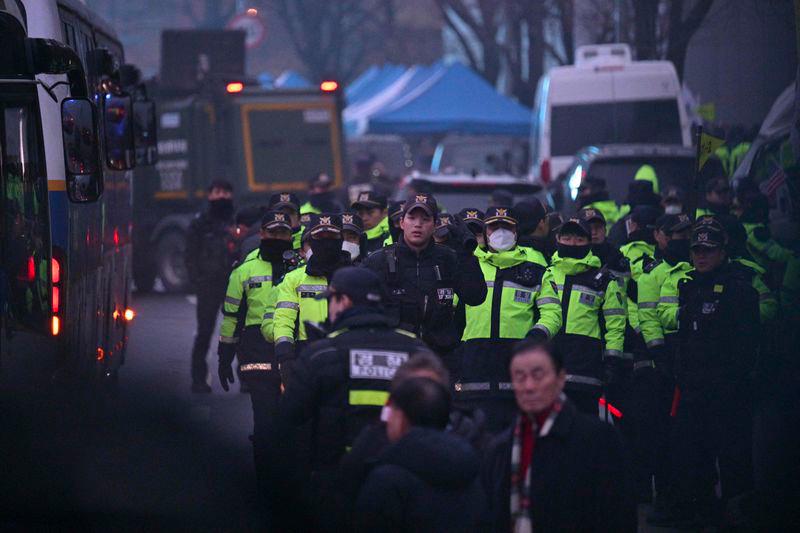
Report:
698,132,725,171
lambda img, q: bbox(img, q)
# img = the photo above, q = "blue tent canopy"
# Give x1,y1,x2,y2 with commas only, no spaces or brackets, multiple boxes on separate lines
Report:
367,62,531,137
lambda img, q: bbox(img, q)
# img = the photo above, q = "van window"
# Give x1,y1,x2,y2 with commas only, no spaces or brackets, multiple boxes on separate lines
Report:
583,156,694,202
551,100,682,156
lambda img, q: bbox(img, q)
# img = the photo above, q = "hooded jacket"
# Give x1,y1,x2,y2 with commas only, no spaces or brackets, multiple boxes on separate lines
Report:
354,428,483,532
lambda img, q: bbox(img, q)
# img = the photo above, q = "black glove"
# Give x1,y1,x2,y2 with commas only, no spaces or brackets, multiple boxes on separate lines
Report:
279,358,295,388
525,327,549,342
447,216,478,253
217,342,237,392
603,358,625,386
275,341,295,364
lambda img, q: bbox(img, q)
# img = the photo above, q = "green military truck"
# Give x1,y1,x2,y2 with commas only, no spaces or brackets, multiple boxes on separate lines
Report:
133,30,345,292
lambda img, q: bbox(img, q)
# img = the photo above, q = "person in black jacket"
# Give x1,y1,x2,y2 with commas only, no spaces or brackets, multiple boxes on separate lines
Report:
185,179,238,393
280,267,429,531
482,339,635,532
654,222,761,529
363,193,487,355
354,377,484,533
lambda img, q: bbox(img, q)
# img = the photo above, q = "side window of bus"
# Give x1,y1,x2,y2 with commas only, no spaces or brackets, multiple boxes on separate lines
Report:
0,101,50,328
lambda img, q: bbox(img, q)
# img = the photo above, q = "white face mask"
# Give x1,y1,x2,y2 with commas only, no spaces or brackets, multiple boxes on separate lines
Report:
488,228,516,251
304,248,313,260
664,204,682,215
342,240,360,261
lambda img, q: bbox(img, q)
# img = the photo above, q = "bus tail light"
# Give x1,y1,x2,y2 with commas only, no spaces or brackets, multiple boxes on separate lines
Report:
124,308,136,321
540,159,551,184
226,82,244,93
51,257,63,336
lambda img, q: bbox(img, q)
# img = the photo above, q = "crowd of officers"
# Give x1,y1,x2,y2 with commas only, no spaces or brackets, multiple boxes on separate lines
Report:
182,170,798,531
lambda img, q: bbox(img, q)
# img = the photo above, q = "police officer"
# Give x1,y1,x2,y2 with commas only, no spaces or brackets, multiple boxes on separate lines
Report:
663,222,760,528
636,213,692,511
457,208,486,248
268,192,303,249
513,198,551,260
185,179,238,393
695,176,733,218
363,193,488,355
301,173,343,215
216,211,292,502
341,212,365,265
577,177,620,230
273,214,351,382
383,200,404,246
579,207,628,279
352,191,390,254
457,207,561,431
281,267,429,530
533,216,626,415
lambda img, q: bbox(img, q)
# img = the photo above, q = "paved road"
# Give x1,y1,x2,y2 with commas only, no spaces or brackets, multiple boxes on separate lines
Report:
1,293,265,530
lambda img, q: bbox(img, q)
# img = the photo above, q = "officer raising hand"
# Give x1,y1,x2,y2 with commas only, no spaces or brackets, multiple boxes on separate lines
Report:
363,193,487,357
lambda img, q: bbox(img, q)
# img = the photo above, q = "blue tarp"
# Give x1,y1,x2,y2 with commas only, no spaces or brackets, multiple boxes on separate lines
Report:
368,62,531,137
275,70,312,89
346,64,407,106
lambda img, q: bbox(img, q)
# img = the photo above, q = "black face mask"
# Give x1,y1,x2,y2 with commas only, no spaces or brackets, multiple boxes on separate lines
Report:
309,238,343,265
260,238,292,262
208,198,234,220
665,238,690,263
557,243,591,259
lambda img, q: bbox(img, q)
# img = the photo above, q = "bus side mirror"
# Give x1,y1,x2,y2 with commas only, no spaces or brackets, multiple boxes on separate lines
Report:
103,94,136,170
133,100,158,165
61,97,103,203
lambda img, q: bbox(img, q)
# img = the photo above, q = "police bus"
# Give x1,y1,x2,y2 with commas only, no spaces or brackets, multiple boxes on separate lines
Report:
0,0,156,383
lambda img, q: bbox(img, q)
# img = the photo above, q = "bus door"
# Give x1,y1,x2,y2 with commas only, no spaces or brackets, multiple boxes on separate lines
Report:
0,85,51,358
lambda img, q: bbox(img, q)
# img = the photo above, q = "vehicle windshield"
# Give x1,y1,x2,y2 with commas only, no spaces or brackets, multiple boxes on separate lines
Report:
434,139,528,176
570,156,695,203
551,100,682,156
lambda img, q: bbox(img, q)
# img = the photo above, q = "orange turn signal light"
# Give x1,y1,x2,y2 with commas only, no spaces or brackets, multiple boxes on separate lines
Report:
320,80,339,92
226,82,244,93
124,308,136,321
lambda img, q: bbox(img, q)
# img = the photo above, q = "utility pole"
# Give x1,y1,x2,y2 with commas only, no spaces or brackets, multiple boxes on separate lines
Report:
614,0,622,43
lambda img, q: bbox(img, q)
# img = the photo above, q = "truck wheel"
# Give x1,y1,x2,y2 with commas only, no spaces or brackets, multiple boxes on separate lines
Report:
156,231,189,293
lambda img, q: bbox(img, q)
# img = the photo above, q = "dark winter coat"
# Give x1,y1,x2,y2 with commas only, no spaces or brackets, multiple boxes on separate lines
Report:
354,427,484,533
481,399,636,532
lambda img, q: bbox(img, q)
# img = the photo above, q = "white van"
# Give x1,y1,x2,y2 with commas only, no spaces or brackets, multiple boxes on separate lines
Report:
530,43,692,185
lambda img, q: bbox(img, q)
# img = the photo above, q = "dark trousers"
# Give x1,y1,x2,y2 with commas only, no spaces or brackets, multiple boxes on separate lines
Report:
671,385,754,511
631,367,674,500
567,387,601,417
190,283,226,384
459,395,516,435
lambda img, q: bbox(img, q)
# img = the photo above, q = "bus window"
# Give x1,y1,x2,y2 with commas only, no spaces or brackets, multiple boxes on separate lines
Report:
103,94,135,170
1,96,50,329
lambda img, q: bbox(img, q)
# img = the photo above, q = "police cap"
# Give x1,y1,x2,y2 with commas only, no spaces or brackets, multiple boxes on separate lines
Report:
261,210,293,231
352,190,387,210
316,266,383,305
268,192,300,213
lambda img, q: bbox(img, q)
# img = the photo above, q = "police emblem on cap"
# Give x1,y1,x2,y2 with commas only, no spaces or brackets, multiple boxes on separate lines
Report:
697,232,709,242
415,194,428,203
342,214,353,224
300,214,311,224
678,214,690,223
319,216,331,225
280,193,291,202
569,217,580,223
466,210,478,219
359,192,369,201
585,209,596,218
275,213,285,222
496,208,508,217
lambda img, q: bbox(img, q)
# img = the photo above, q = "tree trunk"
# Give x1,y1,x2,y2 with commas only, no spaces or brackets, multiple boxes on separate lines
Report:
633,0,659,60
